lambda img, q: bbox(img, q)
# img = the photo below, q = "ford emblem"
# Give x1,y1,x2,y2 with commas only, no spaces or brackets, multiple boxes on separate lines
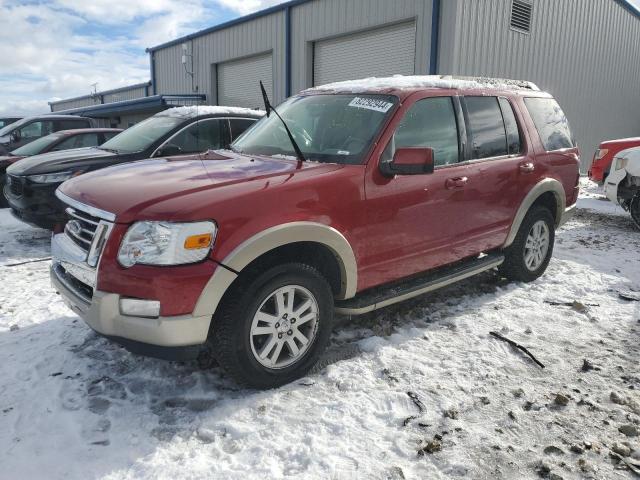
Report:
67,219,82,237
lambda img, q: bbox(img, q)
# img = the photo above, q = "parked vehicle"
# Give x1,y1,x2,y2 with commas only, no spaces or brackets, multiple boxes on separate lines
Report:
50,76,579,388
5,106,263,229
0,115,94,155
603,147,640,229
0,128,122,207
0,117,21,129
588,137,640,184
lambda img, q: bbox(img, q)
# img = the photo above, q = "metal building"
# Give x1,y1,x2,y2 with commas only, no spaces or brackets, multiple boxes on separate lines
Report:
49,82,205,128
54,0,640,168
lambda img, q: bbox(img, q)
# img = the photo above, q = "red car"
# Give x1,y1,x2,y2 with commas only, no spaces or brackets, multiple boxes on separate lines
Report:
588,137,640,184
51,76,579,388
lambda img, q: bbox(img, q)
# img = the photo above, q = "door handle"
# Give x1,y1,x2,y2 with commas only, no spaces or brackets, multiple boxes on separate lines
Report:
445,177,468,189
519,162,535,173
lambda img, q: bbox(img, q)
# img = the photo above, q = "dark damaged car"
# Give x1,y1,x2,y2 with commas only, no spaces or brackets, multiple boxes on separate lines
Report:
4,106,263,229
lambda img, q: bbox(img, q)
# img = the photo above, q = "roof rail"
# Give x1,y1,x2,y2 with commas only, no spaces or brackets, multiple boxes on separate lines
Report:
439,75,540,91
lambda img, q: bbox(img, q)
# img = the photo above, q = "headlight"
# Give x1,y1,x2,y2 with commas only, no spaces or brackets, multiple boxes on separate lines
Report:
117,221,217,268
28,171,78,183
615,158,629,171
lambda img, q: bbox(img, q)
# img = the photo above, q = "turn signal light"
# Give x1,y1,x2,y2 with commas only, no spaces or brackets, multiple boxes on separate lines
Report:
184,233,213,250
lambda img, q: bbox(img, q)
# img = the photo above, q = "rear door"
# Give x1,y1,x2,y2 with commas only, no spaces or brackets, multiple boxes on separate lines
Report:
457,95,533,249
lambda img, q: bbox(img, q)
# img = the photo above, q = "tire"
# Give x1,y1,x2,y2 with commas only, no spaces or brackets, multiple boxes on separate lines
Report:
630,195,640,230
209,262,334,389
499,206,555,283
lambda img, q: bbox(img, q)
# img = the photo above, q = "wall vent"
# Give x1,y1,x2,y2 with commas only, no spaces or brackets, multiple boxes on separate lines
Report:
510,0,533,33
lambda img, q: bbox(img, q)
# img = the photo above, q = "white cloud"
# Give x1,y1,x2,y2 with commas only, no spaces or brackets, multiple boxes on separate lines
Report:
0,0,223,116
214,0,288,15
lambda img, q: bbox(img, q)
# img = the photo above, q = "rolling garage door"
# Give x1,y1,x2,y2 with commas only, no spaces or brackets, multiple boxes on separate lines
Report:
313,21,416,86
217,53,273,108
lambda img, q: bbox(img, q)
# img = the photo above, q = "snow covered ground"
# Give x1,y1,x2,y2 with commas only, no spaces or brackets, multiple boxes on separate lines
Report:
1,179,639,480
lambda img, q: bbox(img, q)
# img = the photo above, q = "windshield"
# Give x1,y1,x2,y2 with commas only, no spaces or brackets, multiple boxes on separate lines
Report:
99,116,184,154
11,133,63,156
232,94,398,164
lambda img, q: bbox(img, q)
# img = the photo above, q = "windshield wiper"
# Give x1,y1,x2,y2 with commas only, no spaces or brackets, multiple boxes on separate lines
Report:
259,81,306,163
99,147,120,153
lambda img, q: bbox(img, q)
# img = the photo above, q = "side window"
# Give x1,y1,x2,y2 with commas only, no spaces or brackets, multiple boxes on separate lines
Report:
55,119,91,131
384,97,459,167
524,97,575,151
103,132,119,142
52,133,99,151
498,98,522,155
229,118,257,142
169,119,224,154
19,121,53,139
465,96,508,159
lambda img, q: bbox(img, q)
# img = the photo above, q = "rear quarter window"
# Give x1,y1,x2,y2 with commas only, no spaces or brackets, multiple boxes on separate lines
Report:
524,97,575,151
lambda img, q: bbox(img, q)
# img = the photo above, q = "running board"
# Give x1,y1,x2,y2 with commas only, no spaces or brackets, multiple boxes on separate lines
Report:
335,253,505,316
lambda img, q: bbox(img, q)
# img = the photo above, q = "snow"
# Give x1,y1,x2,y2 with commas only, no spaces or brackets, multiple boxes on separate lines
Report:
1,178,639,479
157,106,265,119
307,75,541,94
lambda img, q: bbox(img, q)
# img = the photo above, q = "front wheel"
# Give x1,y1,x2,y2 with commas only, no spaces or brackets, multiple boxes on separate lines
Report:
210,263,334,389
499,206,555,283
630,195,640,230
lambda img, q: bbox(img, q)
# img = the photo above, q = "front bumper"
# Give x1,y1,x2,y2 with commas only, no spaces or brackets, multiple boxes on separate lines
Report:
51,222,213,360
52,264,210,354
4,176,66,229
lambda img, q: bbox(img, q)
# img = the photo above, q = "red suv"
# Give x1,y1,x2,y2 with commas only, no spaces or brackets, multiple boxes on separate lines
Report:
51,76,580,388
588,137,640,184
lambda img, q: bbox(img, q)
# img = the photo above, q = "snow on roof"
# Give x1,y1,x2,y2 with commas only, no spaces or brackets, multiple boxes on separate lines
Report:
156,105,266,118
306,75,540,94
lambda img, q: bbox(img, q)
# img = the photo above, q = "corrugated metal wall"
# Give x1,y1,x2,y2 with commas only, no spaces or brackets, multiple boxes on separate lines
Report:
50,97,101,112
152,11,286,104
439,0,640,170
290,0,435,93
102,85,148,103
50,84,149,112
152,0,436,104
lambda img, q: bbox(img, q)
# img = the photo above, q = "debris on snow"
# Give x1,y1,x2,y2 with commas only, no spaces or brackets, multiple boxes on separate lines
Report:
489,331,546,368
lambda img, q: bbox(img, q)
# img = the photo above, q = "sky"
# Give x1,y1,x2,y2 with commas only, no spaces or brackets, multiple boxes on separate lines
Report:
1,0,639,117
0,0,288,116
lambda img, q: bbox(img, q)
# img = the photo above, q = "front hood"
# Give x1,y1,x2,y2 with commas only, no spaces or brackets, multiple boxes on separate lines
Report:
58,150,341,222
0,155,24,169
6,147,115,176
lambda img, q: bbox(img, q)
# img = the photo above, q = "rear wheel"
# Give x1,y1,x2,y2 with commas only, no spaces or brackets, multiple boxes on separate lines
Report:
210,263,333,389
500,206,555,282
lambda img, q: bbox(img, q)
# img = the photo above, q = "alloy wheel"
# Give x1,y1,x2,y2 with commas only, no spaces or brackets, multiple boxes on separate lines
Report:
249,285,319,369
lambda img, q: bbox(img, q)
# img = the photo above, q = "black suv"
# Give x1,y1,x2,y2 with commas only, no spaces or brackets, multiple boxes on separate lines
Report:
0,115,94,155
0,117,21,129
5,106,263,229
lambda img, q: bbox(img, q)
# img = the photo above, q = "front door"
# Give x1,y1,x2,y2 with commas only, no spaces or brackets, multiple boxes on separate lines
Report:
361,93,474,290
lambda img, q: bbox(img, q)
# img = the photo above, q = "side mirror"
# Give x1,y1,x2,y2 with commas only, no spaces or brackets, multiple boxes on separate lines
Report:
380,147,435,176
155,143,183,157
10,130,20,143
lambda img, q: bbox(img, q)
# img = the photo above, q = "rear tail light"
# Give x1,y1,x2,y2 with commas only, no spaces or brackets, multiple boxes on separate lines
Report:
594,149,608,161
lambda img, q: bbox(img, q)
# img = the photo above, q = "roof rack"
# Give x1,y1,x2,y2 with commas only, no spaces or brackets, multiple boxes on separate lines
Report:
438,75,540,91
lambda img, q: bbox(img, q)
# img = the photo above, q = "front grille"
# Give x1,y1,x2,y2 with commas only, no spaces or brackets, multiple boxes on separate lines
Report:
7,175,23,197
53,263,93,304
64,207,101,253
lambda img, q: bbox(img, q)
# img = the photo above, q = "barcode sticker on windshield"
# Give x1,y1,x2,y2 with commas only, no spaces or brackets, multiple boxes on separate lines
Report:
348,97,394,113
